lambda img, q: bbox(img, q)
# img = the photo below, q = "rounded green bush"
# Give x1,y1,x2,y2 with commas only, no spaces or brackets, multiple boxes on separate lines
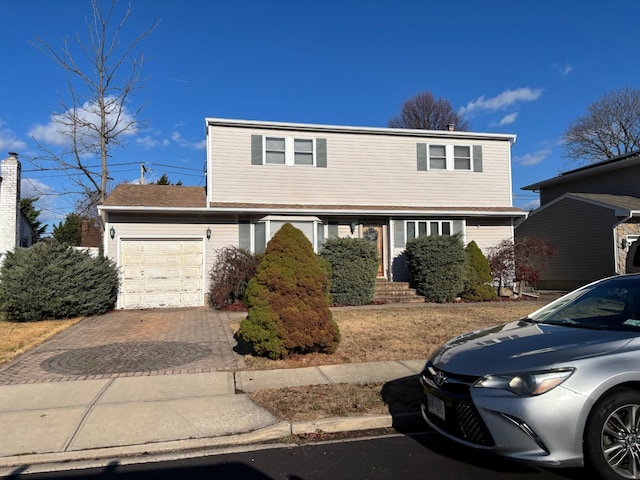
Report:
405,234,466,303
319,237,379,305
0,240,119,321
237,223,340,359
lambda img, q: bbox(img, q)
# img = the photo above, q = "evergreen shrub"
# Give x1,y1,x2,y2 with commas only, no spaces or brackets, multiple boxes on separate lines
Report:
461,241,497,301
0,240,119,321
405,234,466,303
237,223,340,359
208,246,261,309
319,237,379,305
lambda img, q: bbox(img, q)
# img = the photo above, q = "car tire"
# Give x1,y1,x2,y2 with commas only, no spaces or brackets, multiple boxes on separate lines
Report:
585,388,640,480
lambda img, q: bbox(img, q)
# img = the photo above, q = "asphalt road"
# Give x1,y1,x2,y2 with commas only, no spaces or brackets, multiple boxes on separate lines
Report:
13,431,587,480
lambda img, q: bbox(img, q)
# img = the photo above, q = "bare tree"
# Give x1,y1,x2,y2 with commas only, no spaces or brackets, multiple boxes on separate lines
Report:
388,91,469,131
32,0,159,229
562,87,640,165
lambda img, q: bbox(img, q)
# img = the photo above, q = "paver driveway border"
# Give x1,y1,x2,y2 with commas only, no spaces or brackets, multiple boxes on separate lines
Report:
0,307,247,385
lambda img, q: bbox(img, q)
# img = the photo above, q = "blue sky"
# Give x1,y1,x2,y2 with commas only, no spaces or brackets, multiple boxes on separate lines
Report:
2,0,640,231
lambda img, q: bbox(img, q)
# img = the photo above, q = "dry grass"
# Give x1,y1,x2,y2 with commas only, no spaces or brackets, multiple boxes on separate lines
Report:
246,297,559,421
0,318,82,367
241,298,554,370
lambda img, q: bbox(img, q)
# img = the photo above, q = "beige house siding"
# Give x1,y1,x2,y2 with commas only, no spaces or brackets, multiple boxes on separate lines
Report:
207,124,514,208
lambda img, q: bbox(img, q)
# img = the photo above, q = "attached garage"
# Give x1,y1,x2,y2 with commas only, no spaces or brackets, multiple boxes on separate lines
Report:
119,239,204,309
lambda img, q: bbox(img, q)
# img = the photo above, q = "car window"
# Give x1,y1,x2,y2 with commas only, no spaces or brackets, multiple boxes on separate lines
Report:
531,280,640,330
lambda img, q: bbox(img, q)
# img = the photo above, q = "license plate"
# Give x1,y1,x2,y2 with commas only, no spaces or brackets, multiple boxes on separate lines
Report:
427,394,446,421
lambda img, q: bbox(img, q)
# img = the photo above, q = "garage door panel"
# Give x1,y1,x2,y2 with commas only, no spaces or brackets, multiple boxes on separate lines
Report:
119,239,204,309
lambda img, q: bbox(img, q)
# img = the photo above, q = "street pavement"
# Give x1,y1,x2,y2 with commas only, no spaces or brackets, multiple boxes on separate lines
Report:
0,307,427,477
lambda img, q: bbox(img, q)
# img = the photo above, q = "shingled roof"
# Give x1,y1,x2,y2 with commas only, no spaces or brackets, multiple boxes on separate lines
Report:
102,184,206,208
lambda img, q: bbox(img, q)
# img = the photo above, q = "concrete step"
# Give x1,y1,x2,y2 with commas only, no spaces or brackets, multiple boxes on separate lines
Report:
373,280,424,304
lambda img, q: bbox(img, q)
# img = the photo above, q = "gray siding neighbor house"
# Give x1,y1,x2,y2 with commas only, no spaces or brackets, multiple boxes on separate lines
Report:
516,151,640,290
99,118,525,309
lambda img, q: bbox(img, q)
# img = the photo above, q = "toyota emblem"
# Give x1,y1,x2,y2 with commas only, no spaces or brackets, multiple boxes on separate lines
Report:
435,371,447,386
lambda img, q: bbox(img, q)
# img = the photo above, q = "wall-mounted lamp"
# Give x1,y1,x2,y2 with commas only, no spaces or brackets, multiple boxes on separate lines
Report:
206,227,212,240
349,221,358,234
109,226,115,240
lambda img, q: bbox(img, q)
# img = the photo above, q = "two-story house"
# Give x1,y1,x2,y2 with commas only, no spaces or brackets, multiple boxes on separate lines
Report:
516,150,640,290
99,118,524,309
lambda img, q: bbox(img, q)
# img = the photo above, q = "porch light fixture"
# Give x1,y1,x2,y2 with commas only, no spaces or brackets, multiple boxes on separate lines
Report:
350,221,358,234
109,226,115,240
206,227,211,240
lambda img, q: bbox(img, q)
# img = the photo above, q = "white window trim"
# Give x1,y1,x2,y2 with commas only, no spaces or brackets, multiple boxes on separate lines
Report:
263,136,316,166
428,144,474,171
406,220,453,239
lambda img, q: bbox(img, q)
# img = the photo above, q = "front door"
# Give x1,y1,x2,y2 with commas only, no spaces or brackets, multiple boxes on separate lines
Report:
361,223,385,277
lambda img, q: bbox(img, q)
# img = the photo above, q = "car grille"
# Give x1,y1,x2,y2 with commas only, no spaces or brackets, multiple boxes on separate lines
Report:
421,365,494,447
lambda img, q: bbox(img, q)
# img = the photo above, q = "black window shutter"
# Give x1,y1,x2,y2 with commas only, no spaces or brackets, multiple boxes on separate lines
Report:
473,145,483,172
417,143,428,171
316,138,327,168
251,135,263,165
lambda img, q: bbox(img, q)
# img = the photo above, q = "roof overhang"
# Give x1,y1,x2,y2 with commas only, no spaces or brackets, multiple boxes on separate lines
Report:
205,117,517,144
99,204,526,218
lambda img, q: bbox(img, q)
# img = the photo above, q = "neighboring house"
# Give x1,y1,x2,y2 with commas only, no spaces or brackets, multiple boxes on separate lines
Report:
99,118,525,309
516,150,640,291
0,153,34,263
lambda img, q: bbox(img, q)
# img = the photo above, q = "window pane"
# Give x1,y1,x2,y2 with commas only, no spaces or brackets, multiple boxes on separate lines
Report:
454,146,471,170
430,222,439,236
294,139,313,152
442,222,451,235
255,222,266,254
266,152,285,164
295,152,313,165
407,222,416,240
266,137,285,151
430,159,446,169
418,221,427,237
430,145,446,156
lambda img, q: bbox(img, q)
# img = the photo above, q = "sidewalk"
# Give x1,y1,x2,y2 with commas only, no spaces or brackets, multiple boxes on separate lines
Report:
0,359,427,476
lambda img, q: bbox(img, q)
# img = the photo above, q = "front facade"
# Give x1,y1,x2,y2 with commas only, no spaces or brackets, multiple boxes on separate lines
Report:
100,118,524,309
516,151,640,290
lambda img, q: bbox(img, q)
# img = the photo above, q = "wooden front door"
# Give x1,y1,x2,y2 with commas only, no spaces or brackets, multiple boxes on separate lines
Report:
362,224,385,277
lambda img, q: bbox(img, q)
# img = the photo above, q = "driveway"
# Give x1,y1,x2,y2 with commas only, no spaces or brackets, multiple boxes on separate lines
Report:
0,308,246,385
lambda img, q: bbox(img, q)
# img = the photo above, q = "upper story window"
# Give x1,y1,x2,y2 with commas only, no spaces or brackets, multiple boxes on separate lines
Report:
265,137,286,164
252,135,328,168
417,143,483,172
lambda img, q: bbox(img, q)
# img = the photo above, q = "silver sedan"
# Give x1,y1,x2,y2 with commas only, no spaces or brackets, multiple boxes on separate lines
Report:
420,274,640,480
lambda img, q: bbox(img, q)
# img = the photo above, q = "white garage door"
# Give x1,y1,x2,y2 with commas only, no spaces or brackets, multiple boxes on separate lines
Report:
120,239,204,309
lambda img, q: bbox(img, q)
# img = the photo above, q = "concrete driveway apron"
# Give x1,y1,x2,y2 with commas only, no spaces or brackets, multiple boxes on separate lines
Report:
0,308,246,385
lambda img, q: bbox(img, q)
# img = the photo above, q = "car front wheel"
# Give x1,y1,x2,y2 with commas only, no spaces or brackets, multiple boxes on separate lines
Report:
585,388,640,480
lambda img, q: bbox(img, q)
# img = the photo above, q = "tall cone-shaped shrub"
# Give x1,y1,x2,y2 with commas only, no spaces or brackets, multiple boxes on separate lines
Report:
237,223,340,359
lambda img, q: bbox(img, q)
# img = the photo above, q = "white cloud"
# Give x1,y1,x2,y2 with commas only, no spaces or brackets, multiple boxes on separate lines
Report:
171,131,206,150
0,120,27,152
522,199,540,211
29,97,138,147
459,87,543,116
498,113,519,126
514,147,552,166
136,136,160,149
553,62,574,76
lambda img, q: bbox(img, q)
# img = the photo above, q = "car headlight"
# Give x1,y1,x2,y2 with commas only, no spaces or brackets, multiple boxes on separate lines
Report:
473,368,575,397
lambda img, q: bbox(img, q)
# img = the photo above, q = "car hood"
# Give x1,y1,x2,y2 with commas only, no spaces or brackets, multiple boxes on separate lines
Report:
430,319,637,376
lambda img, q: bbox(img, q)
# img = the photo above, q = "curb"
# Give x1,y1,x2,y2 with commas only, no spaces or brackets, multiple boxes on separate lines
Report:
0,413,423,476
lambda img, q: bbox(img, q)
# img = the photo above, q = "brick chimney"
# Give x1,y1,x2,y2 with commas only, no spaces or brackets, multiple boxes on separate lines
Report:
0,152,21,258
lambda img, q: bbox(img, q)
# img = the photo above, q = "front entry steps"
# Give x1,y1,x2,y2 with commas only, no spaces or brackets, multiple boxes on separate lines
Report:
373,279,425,304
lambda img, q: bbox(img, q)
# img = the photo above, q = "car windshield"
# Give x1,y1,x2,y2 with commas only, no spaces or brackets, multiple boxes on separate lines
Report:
529,277,640,331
